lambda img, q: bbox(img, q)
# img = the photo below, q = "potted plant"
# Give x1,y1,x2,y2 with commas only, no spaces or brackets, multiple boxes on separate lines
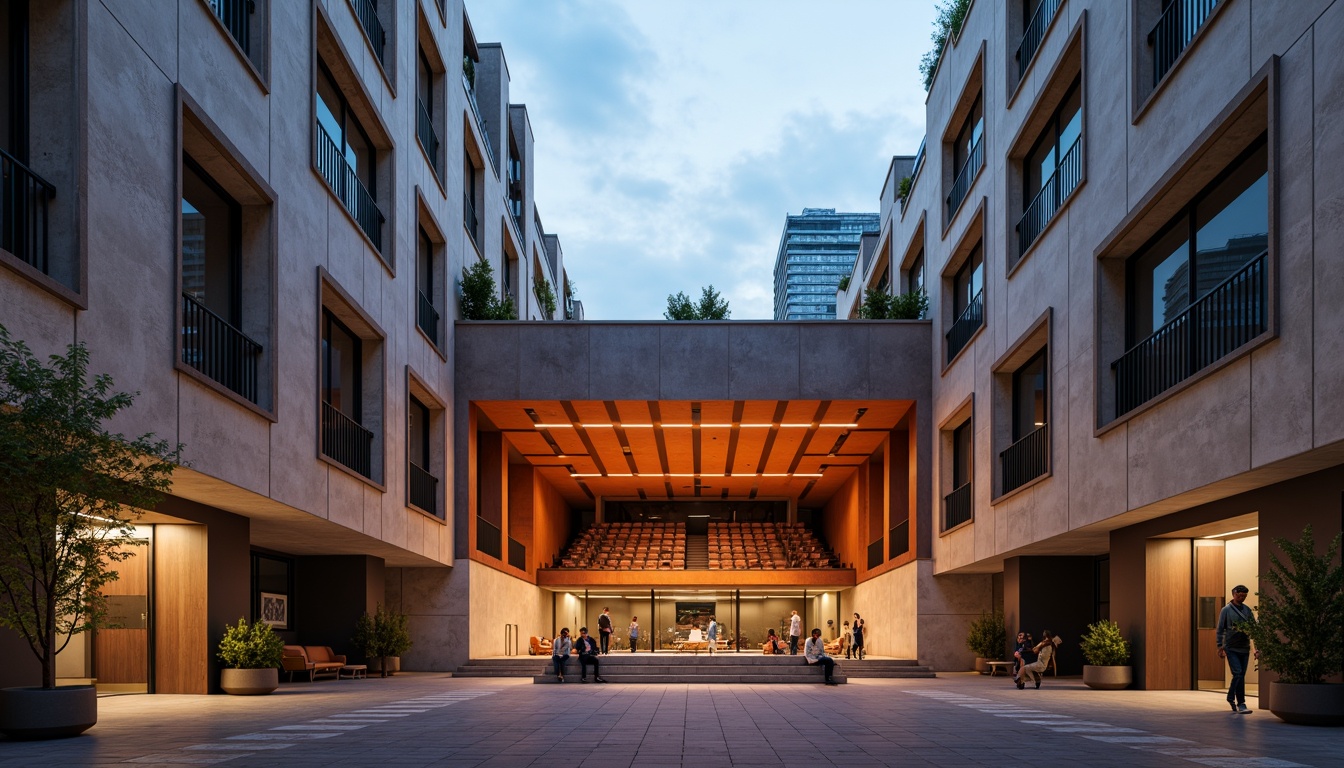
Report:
1079,619,1133,690
1240,525,1344,726
217,618,284,695
965,610,1005,674
0,327,179,739
355,604,413,677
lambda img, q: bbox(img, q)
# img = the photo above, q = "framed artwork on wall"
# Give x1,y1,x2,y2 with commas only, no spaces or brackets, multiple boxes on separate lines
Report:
260,592,288,629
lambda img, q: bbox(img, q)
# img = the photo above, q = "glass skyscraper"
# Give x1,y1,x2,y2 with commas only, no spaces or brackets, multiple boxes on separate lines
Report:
772,208,880,320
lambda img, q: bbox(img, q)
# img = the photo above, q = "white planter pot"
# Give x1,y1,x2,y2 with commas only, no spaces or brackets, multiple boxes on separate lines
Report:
220,668,279,695
1082,665,1133,690
1268,682,1344,726
0,685,98,740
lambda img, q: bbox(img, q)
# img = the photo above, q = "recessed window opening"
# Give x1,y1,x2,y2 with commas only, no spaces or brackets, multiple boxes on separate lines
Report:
463,148,479,246
315,62,383,249
417,46,440,177
946,244,985,361
407,395,436,514
1002,348,1049,494
907,250,925,295
0,0,56,279
945,419,973,530
1017,0,1063,79
321,309,372,477
947,94,985,218
416,226,438,345
1018,78,1082,259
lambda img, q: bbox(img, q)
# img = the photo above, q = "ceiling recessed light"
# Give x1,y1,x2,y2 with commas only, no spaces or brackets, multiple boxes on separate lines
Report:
534,423,573,429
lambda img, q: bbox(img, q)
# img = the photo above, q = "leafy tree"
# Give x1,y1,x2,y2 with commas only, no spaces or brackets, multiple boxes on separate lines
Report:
459,259,517,320
897,175,913,201
533,274,557,318
859,288,928,320
0,325,180,689
919,0,973,90
837,275,851,292
665,285,731,320
966,610,1005,660
353,604,413,677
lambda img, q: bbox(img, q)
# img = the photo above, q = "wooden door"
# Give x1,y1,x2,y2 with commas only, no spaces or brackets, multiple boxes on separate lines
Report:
1194,541,1226,685
94,541,149,685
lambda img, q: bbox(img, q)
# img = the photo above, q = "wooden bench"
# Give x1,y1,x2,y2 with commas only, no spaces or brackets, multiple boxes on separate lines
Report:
986,661,1016,677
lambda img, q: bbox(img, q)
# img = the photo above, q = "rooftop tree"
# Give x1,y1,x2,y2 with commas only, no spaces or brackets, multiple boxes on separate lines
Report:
665,285,731,320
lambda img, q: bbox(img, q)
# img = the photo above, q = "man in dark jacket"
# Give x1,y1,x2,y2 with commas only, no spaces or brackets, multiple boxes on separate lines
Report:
575,627,607,683
598,607,614,654
1216,585,1258,714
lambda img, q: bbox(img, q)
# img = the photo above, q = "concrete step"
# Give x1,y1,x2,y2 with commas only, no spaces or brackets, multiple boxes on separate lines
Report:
532,673,848,684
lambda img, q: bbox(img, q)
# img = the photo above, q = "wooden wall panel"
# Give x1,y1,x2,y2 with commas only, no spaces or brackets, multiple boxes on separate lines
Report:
155,525,209,694
95,542,148,684
1145,538,1192,690
1195,542,1226,681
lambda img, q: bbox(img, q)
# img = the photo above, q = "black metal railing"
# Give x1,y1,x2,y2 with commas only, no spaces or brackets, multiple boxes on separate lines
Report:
1150,0,1218,86
888,520,910,559
1,148,56,276
463,192,479,245
322,400,373,478
417,290,439,345
946,289,984,362
477,516,502,559
315,122,384,249
211,0,254,56
1113,250,1266,416
867,539,884,569
463,72,497,170
1000,425,1049,495
508,537,526,571
1016,135,1082,258
181,292,262,403
351,0,386,65
944,482,973,530
1016,0,1062,78
417,98,440,177
408,461,438,514
902,138,926,214
946,135,984,220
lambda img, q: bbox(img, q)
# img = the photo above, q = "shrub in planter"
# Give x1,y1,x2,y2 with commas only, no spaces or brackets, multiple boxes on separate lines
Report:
966,610,1005,672
355,604,413,677
1079,619,1133,690
1239,525,1344,725
217,618,285,695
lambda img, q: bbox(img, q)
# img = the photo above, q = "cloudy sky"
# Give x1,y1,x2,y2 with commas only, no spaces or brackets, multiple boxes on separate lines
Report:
466,1,938,320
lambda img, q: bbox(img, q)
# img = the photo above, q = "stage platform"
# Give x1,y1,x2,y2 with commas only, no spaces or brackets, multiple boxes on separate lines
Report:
453,653,936,684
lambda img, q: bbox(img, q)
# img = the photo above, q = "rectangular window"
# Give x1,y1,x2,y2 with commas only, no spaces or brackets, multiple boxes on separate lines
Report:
907,251,925,295
321,310,372,477
1018,78,1083,258
1017,0,1062,79
1115,139,1268,415
946,94,985,220
416,227,439,345
946,244,985,362
463,149,480,247
416,47,440,177
1001,348,1049,494
0,1,56,280
1150,0,1220,86
351,0,387,66
315,63,383,249
407,395,436,514
944,419,973,530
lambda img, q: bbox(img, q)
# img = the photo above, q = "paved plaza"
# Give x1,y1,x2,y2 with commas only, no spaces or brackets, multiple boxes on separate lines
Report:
2,673,1341,767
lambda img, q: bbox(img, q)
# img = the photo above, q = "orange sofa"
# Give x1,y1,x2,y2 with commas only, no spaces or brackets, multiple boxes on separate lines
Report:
281,645,346,682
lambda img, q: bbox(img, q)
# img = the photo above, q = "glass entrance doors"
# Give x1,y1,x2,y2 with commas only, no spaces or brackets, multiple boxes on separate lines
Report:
1194,533,1258,696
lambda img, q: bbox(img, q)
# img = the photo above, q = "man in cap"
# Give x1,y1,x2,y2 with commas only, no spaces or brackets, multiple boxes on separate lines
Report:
1216,585,1258,714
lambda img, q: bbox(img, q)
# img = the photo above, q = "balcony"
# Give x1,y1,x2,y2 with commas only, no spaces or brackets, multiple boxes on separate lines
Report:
1016,0,1062,79
944,482,973,530
946,135,984,220
477,516,502,559
181,292,263,403
351,0,386,65
1112,250,1266,416
315,122,384,249
901,137,926,214
408,461,438,515
321,400,374,478
1000,425,1049,495
209,0,253,56
417,290,440,345
508,536,526,571
417,99,440,177
946,289,984,362
462,71,497,171
1016,134,1082,260
1150,0,1219,86
463,192,479,246
1,148,56,276
888,520,910,559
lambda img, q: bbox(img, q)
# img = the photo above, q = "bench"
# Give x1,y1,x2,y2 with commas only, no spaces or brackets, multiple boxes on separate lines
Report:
986,661,1016,677
281,645,346,682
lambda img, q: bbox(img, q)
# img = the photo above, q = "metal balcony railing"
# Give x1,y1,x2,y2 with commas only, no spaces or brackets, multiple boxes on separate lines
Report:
477,516,502,559
315,122,384,249
944,482,973,530
181,292,262,403
946,134,984,220
417,290,440,345
462,72,497,171
1150,0,1219,86
1016,0,1062,79
946,289,984,362
351,0,386,65
867,539,884,569
508,537,526,571
417,99,440,177
1,148,56,276
901,137,927,214
463,193,479,245
321,400,373,478
209,0,254,56
888,519,910,558
1016,134,1082,259
408,461,438,515
1113,250,1266,416
1000,425,1049,495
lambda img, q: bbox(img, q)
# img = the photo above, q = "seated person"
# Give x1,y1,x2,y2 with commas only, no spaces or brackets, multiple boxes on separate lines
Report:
1015,630,1056,689
763,628,787,654
804,628,838,685
1012,631,1035,678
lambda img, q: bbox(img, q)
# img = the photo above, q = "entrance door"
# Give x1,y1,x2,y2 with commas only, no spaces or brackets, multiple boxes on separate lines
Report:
94,540,150,693
1194,533,1259,697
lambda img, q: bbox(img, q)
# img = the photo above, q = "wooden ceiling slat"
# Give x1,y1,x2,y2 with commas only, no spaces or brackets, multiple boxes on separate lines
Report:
836,430,888,455
802,426,849,454
502,431,557,455
547,429,589,455
614,400,653,425
700,426,731,475
583,426,629,473
763,428,807,473
780,400,822,425
662,425,695,474
476,402,536,430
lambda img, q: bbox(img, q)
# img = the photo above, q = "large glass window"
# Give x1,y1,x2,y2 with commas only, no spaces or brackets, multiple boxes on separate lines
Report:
907,251,925,295
322,311,361,421
1025,79,1082,204
1012,350,1047,441
316,64,374,194
952,420,973,489
953,96,984,174
953,244,984,317
181,158,241,325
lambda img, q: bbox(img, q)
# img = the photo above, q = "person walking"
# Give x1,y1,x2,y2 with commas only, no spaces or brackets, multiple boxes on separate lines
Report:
788,610,802,655
597,607,614,655
1217,585,1258,714
707,615,718,654
551,628,572,683
842,621,853,659
804,628,839,685
851,613,865,660
575,627,607,683
628,616,640,653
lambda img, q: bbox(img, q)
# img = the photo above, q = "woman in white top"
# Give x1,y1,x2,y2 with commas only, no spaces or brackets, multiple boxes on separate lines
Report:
1015,630,1056,689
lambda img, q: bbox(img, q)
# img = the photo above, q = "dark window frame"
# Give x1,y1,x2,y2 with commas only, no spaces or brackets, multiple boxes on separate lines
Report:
321,309,363,423
952,419,973,489
953,94,985,173
1023,77,1083,210
952,243,984,317
181,155,243,326
316,61,377,197
1011,348,1048,442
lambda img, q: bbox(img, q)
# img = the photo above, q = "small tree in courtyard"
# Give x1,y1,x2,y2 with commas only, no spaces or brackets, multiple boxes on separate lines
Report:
459,259,517,320
665,285,731,320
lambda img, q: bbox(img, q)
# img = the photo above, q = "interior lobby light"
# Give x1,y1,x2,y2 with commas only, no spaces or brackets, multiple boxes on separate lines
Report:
1201,526,1259,539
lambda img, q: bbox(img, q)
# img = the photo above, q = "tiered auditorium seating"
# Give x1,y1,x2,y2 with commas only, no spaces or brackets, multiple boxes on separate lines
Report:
708,522,838,569
554,522,686,569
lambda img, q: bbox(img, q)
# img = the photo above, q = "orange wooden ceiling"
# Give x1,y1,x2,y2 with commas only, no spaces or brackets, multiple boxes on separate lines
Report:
476,399,914,507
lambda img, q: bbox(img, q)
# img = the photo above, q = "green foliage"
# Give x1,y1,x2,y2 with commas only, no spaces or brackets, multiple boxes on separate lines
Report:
354,604,414,668
563,280,577,320
837,275,851,292
0,325,181,688
897,175,913,201
966,609,1006,659
859,289,928,320
459,259,518,320
534,274,558,318
462,56,475,89
1079,620,1131,666
919,0,973,91
665,285,731,320
217,617,285,669
1239,525,1344,685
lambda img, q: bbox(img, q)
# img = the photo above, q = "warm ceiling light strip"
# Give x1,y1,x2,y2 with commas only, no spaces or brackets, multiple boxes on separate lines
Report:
533,423,573,428
568,471,825,478
1200,526,1259,539
779,423,813,428
578,423,613,428
819,423,859,428
621,424,654,428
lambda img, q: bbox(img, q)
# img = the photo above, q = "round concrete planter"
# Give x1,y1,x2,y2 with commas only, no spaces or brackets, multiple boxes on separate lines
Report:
1082,665,1133,690
1268,682,1344,726
974,657,990,674
0,685,98,740
220,668,279,695
368,656,401,676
